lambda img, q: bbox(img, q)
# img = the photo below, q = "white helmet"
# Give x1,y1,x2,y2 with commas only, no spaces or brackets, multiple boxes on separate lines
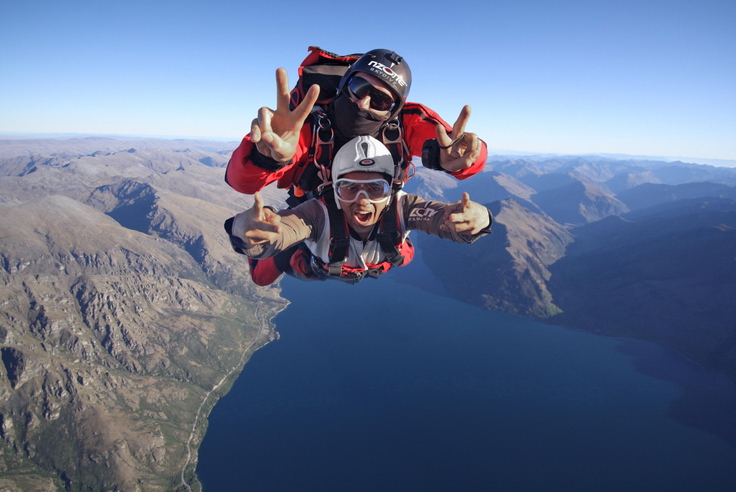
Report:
331,136,395,182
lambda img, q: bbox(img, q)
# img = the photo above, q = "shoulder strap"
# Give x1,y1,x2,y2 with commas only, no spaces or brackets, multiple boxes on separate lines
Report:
381,119,410,192
293,115,410,202
324,192,350,276
310,192,405,282
310,109,334,185
287,109,334,206
375,197,405,267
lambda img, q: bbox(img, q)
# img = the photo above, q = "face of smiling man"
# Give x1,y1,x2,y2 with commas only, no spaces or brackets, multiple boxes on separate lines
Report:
336,171,391,238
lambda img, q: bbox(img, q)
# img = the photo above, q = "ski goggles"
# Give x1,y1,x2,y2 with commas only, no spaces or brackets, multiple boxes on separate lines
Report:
334,178,391,203
347,75,396,112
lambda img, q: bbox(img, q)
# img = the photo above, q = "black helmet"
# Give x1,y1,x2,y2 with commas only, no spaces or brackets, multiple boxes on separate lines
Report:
338,49,412,105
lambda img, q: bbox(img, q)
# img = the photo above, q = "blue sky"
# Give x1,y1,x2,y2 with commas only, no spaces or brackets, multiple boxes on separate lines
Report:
1,0,734,161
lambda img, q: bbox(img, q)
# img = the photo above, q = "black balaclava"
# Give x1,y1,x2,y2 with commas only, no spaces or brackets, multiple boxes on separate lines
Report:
329,91,391,140
329,49,410,140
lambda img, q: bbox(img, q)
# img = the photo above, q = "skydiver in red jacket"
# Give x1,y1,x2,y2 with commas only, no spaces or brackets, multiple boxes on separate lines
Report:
224,48,489,285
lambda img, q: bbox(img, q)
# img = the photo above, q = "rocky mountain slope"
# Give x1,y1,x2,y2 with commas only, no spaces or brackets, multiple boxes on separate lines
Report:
408,155,736,383
3,140,736,488
418,198,572,318
0,138,286,491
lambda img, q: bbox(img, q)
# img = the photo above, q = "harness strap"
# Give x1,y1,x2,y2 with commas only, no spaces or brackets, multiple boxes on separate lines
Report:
325,192,350,276
290,109,334,206
323,194,405,278
375,198,405,267
292,113,410,205
313,110,334,184
381,120,411,192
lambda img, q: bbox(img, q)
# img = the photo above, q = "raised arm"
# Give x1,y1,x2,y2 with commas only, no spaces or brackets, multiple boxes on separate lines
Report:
250,68,320,163
228,193,324,258
403,192,492,243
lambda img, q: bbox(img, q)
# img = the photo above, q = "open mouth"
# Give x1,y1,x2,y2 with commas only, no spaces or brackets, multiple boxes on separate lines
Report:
353,210,373,226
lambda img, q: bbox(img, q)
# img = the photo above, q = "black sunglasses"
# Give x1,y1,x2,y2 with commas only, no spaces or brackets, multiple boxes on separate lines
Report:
347,75,396,111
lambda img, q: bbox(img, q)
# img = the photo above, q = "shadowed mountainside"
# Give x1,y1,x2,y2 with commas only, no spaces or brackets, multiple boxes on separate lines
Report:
418,198,572,318
408,155,736,383
547,198,736,380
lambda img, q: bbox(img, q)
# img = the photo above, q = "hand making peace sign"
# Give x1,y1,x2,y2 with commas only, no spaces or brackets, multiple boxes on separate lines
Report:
436,105,482,173
250,68,320,163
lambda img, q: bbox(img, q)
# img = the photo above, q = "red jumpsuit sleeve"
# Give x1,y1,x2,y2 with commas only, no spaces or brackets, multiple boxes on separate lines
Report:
400,102,487,180
225,125,313,194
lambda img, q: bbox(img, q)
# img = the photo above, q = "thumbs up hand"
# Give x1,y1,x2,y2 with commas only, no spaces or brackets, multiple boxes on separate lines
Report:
232,191,283,245
441,192,490,235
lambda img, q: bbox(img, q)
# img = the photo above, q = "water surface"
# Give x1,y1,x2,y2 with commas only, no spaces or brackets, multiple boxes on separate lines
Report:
198,276,736,491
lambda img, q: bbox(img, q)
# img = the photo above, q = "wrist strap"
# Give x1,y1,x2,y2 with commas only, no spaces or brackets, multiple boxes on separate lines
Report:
421,139,445,171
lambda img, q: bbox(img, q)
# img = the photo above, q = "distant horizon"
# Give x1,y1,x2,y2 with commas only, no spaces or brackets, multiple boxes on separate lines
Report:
0,131,241,143
2,132,735,169
2,2,734,163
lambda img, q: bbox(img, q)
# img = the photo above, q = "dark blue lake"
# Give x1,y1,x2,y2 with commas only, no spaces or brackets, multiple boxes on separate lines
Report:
197,275,736,491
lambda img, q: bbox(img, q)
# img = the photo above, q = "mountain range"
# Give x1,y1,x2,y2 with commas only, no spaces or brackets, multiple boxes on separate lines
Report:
404,155,736,384
1,138,735,489
0,138,286,491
